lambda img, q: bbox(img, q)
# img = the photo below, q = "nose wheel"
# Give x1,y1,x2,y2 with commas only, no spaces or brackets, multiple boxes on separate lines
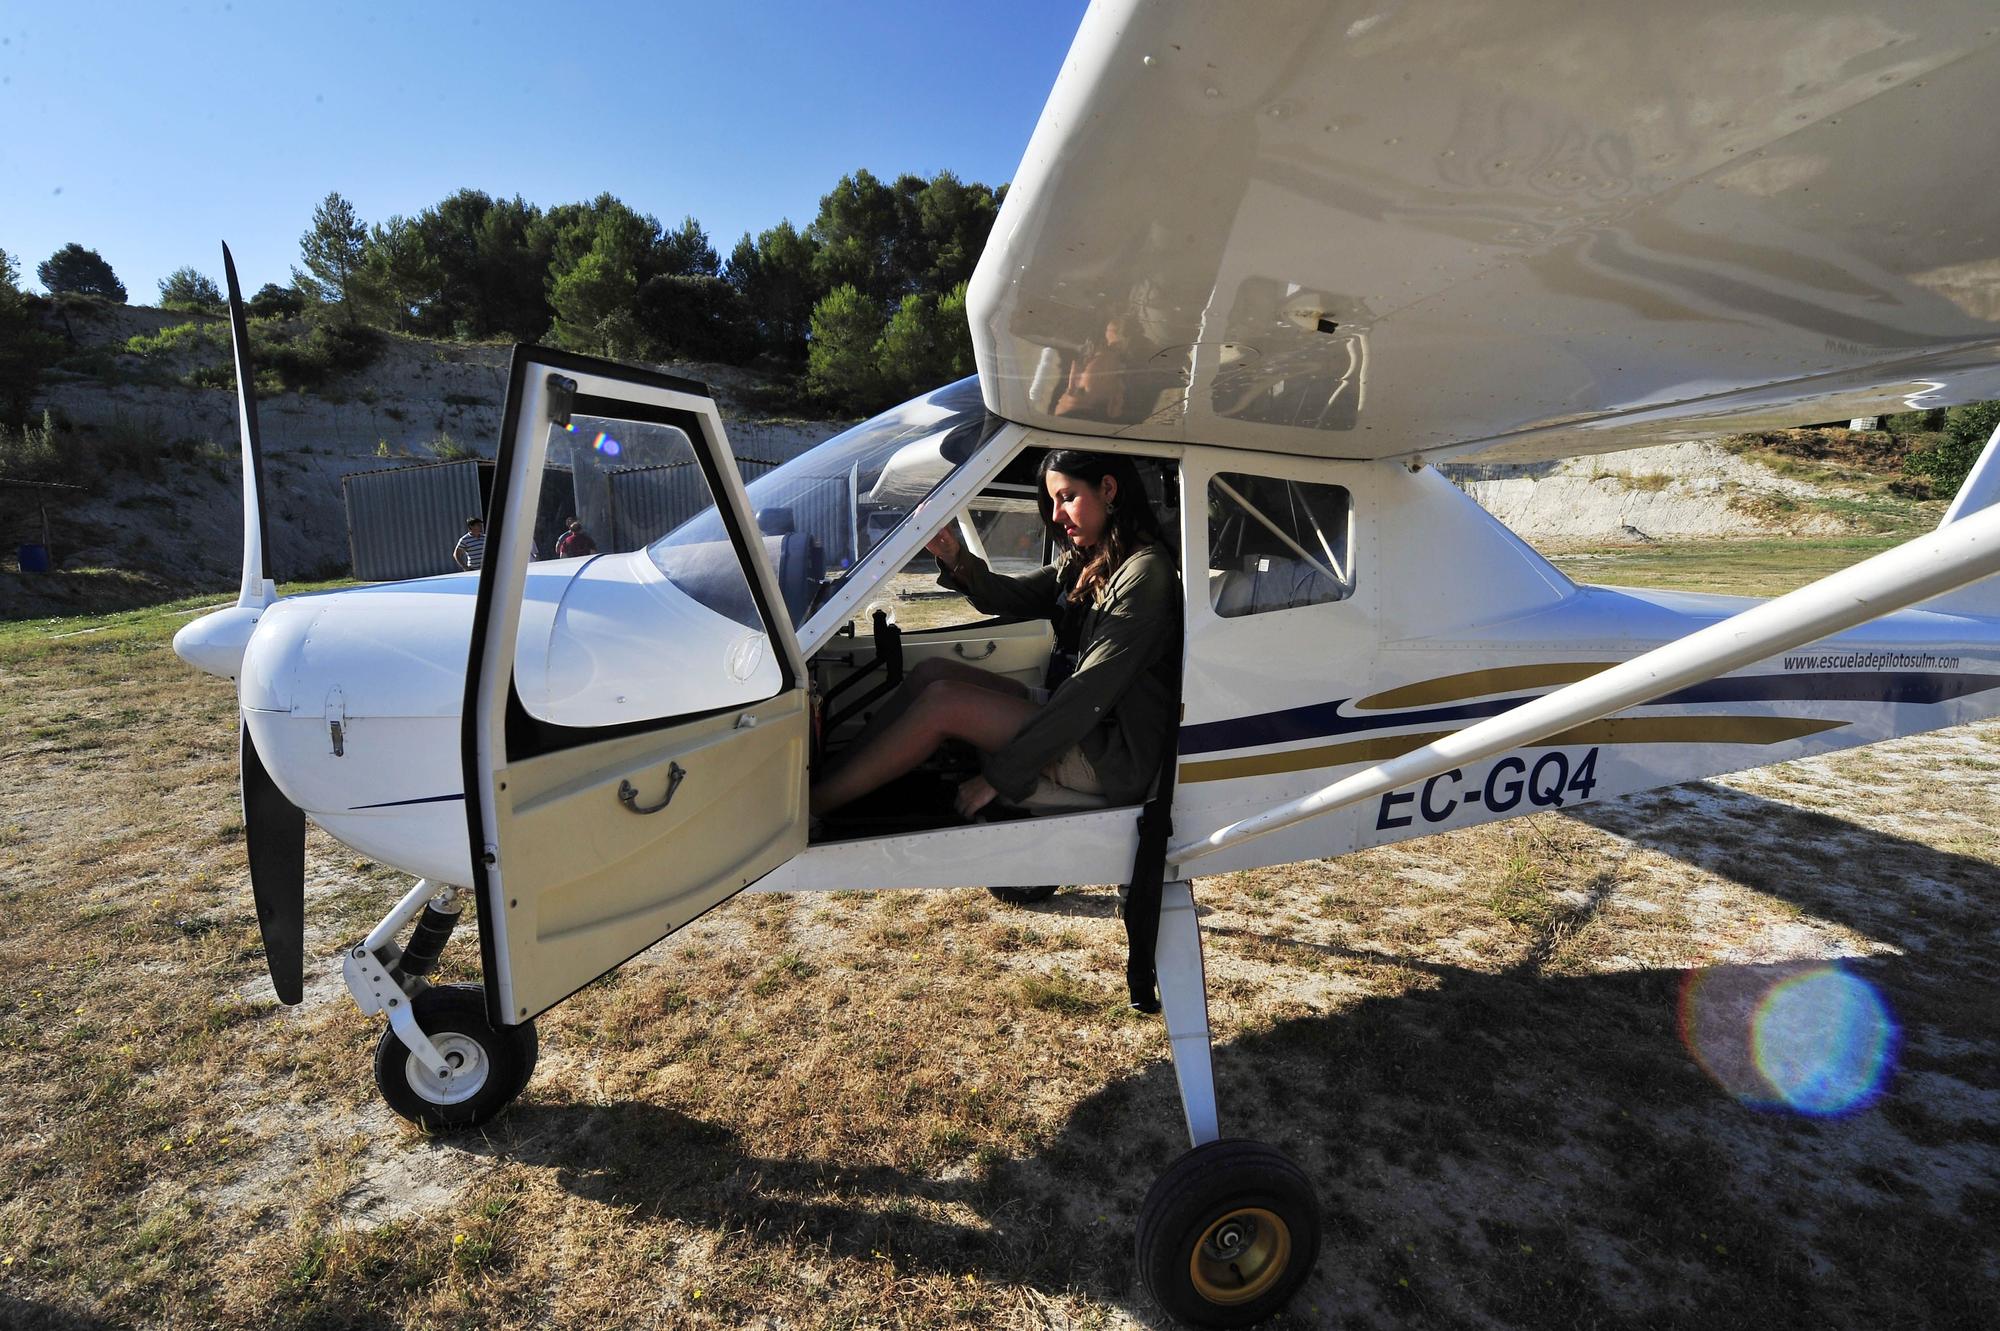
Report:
373,983,538,1130
1135,1138,1320,1327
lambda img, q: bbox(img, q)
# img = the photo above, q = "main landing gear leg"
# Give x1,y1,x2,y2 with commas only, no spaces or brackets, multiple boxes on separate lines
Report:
1157,879,1219,1145
1136,880,1321,1328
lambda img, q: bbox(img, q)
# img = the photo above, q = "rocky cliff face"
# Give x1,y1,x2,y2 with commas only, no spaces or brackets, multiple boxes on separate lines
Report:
4,302,847,617
1445,442,1858,544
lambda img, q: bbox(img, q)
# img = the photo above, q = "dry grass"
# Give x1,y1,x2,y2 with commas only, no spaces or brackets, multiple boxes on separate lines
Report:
2,557,1997,1329
1542,536,1910,598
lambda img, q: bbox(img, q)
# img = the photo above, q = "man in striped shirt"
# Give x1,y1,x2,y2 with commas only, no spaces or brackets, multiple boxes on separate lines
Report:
453,517,486,571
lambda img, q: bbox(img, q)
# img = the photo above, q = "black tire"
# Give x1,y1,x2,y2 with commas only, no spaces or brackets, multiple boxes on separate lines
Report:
1136,1139,1321,1328
373,983,538,1131
987,884,1061,906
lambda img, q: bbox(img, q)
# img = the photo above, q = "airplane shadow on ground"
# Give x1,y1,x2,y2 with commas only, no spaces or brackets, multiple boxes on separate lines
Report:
468,789,1998,1329
1569,778,2000,955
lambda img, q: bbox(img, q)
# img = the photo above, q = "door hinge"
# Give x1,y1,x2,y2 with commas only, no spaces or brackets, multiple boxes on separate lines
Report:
546,373,577,429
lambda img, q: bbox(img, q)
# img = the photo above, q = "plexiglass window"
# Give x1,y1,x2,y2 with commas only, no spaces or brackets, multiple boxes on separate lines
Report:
873,490,1046,633
652,377,1004,635
521,410,783,726
1207,473,1353,617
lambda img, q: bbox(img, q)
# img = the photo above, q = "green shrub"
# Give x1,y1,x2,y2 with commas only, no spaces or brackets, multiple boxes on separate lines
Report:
0,411,169,487
0,410,64,482
1945,400,2000,449
157,268,225,315
183,363,234,390
146,321,384,394
124,321,228,359
428,432,478,461
248,283,304,320
1882,407,1947,436
256,322,381,391
1904,401,2000,497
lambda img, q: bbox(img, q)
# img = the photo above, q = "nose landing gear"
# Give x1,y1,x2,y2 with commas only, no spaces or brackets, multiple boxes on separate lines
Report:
345,878,539,1130
373,982,538,1130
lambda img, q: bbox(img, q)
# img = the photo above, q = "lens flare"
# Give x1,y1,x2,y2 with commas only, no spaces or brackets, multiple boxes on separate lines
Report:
559,421,621,457
1679,962,1896,1117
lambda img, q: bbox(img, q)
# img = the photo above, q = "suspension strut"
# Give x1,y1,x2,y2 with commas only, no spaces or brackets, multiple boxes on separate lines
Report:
397,889,462,980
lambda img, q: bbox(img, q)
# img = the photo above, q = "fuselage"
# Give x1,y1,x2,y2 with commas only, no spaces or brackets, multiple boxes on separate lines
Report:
220,546,783,884
199,477,2000,891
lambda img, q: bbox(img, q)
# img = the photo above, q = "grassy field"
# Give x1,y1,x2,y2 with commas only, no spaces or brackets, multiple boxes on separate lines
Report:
1543,536,1911,598
2,542,1997,1329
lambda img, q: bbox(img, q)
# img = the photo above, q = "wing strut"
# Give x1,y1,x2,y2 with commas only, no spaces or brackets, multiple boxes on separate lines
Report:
1170,503,2000,866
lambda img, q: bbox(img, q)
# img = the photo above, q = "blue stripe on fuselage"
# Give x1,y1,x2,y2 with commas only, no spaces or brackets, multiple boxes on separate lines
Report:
348,793,466,810
1177,671,2000,756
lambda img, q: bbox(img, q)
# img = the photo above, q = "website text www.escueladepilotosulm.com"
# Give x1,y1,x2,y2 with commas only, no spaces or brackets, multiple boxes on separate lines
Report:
1781,651,1960,670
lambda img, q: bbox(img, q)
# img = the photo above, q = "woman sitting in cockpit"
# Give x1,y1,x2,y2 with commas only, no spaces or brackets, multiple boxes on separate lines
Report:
810,450,1180,819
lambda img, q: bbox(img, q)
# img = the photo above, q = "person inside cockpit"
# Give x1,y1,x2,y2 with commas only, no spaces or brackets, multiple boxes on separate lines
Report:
810,450,1180,820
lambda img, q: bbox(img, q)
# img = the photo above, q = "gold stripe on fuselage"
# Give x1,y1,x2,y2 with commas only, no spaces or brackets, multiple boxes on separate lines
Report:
1177,716,1848,785
1354,662,1622,711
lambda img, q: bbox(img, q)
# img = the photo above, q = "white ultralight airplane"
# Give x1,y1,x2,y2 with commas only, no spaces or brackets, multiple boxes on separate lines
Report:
176,2,2000,1324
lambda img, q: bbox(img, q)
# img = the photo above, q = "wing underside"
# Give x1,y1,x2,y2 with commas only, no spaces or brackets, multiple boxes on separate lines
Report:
969,0,2000,462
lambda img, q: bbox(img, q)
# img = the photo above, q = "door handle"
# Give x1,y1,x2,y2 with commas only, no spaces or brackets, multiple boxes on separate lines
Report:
954,641,997,661
617,762,686,814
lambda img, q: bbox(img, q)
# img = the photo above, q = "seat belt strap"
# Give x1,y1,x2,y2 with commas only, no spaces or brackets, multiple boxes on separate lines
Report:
1122,698,1181,1013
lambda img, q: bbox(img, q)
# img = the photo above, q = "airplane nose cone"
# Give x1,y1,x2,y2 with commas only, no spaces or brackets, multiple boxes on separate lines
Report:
172,604,266,680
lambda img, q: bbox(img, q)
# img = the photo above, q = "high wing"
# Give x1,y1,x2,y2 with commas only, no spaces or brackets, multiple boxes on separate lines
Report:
969,0,2000,462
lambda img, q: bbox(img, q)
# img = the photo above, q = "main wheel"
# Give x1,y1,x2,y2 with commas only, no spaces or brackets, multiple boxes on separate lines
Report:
1135,1139,1321,1328
373,983,538,1131
987,884,1060,906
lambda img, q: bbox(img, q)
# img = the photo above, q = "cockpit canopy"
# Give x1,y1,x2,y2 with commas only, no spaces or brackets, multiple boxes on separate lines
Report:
648,376,1007,634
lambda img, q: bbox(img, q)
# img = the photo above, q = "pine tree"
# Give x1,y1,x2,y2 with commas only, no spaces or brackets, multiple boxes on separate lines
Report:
37,244,127,302
293,192,371,320
157,267,225,314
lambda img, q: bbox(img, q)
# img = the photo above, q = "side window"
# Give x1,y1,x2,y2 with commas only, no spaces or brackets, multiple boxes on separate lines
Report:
858,491,1048,633
1207,473,1353,617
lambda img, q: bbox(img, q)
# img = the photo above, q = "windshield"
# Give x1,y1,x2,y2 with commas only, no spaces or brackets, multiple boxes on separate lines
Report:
648,376,1004,629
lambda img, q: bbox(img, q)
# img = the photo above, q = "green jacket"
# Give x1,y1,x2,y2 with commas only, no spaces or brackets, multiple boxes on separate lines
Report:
937,542,1181,805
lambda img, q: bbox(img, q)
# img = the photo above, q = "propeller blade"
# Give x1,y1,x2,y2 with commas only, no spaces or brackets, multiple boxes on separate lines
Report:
220,243,275,610
240,721,306,1005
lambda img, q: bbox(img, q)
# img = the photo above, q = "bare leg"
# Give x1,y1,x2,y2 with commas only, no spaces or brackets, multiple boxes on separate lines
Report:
812,680,1039,816
844,656,1029,750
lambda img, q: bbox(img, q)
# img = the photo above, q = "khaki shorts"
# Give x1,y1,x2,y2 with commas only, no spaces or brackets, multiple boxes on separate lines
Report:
1041,744,1104,795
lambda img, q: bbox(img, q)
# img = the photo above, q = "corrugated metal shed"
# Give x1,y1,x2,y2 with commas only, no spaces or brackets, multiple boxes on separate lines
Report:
603,457,782,552
341,420,835,578
343,458,575,580
342,459,485,581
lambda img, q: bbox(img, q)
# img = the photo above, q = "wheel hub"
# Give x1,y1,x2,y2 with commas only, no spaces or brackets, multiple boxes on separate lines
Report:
1190,1206,1292,1306
406,1031,489,1105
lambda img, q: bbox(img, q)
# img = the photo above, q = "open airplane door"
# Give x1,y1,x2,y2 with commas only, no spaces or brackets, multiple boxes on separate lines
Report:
464,348,810,1026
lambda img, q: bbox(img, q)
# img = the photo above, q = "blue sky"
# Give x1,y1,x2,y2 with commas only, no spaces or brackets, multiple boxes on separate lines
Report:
0,1,1088,299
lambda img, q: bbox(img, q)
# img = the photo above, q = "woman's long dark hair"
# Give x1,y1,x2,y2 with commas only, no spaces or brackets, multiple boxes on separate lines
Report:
1036,450,1167,605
